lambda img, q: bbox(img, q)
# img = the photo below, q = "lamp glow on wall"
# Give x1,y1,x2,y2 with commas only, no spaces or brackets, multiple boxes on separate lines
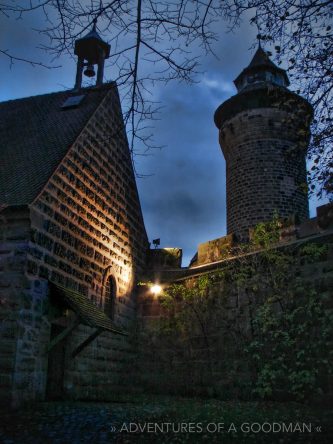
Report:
122,266,132,284
150,284,162,297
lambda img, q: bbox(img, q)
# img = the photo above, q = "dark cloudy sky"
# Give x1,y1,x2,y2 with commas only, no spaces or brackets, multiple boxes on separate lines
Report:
0,10,326,266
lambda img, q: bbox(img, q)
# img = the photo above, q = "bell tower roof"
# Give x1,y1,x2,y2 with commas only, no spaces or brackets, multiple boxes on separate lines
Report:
74,20,111,63
234,46,289,92
73,19,111,90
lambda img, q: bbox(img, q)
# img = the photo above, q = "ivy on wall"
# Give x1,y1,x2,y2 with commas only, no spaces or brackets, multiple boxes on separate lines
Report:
136,217,332,402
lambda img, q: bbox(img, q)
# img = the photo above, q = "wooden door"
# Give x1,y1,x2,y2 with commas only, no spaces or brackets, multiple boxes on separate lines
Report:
46,324,66,400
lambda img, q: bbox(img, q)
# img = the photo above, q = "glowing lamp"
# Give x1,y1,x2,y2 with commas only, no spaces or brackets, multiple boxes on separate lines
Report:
151,284,162,296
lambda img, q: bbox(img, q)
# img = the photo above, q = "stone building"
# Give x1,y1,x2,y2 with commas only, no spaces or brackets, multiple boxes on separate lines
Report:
1,34,332,407
214,46,312,240
0,26,148,406
137,48,333,399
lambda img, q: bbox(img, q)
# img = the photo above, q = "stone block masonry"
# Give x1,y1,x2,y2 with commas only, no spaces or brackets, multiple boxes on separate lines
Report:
0,85,149,406
219,107,309,239
0,206,50,406
136,228,333,400
28,86,148,401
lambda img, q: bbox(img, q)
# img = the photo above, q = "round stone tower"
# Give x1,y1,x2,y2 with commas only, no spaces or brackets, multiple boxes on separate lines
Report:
214,47,313,240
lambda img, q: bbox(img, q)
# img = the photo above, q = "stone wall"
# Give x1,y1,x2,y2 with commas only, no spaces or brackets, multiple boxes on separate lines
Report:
135,231,333,400
147,248,183,270
0,85,149,405
0,206,50,407
196,234,234,266
219,107,309,239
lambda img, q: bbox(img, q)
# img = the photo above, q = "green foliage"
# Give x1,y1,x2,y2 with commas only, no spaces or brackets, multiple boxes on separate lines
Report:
244,225,332,401
300,243,328,263
251,213,281,249
248,289,333,401
160,274,219,352
137,218,332,403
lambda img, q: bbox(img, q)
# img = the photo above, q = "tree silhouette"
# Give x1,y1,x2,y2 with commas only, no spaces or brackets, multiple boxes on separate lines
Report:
1,0,331,198
244,0,332,200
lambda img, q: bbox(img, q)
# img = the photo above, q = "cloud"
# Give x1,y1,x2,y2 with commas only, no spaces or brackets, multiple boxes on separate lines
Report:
201,77,234,94
136,78,227,265
1,9,325,267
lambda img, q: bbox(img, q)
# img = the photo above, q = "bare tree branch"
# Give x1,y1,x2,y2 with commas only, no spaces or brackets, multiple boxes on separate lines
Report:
0,48,60,69
0,0,331,198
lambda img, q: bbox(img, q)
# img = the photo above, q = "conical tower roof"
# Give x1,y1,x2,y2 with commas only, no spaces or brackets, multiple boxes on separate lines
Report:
234,46,289,91
248,46,278,69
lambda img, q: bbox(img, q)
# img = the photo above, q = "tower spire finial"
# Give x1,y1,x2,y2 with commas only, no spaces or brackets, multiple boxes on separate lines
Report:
92,16,97,31
257,33,262,48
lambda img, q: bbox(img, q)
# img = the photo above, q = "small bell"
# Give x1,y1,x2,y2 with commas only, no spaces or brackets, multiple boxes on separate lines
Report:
84,63,96,78
74,18,110,89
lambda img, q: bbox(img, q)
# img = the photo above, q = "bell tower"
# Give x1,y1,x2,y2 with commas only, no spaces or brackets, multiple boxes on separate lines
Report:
214,46,313,240
74,18,111,90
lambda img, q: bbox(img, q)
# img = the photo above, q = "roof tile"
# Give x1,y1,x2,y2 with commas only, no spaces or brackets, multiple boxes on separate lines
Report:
0,84,115,205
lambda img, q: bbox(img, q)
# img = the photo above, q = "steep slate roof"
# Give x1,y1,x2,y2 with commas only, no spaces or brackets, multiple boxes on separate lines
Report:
234,47,289,87
0,84,114,206
248,46,278,69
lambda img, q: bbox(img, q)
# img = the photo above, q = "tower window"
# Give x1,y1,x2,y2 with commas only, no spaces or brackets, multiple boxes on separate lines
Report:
104,276,116,319
274,74,284,86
